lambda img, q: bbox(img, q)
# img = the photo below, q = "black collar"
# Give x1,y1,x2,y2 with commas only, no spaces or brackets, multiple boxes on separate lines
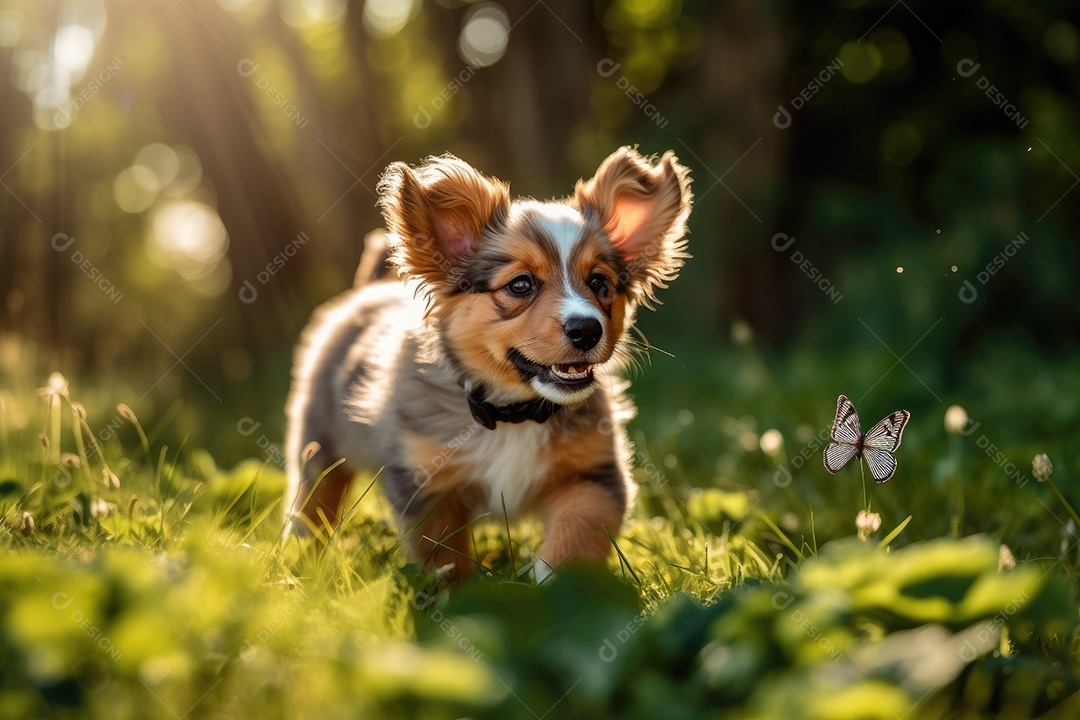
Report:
466,388,561,430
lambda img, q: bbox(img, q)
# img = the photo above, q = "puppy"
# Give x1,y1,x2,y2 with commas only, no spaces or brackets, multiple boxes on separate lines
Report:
283,147,692,582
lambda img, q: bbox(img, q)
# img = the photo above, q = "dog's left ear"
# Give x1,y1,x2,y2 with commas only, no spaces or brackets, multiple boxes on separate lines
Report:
574,147,692,307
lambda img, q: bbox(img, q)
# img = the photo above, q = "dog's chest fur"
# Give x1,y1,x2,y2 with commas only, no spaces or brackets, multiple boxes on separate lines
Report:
460,421,553,516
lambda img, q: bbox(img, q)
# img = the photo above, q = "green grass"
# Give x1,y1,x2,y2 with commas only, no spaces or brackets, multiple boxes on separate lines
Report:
1,340,1079,719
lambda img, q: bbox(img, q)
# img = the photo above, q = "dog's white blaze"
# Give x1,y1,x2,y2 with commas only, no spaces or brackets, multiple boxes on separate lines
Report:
466,421,552,516
524,202,583,262
529,204,605,325
559,293,602,323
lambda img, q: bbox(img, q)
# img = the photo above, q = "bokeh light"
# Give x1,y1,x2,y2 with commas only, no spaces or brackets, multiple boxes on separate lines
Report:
147,201,232,295
362,0,419,38
458,4,509,68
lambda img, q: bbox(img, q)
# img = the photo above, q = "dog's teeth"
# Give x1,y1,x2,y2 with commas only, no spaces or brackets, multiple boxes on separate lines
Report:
549,364,592,380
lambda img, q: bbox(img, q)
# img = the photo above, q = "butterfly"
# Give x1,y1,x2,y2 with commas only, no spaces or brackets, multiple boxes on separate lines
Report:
823,395,910,483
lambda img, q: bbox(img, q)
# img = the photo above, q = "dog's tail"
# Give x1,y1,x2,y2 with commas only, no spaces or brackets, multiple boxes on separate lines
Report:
354,229,393,287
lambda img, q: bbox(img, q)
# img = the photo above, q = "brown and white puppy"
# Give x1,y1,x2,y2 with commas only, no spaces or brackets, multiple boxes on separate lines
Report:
283,147,692,582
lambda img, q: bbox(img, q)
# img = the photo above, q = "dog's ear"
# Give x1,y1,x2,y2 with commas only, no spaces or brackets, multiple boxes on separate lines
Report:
575,147,692,307
378,155,510,293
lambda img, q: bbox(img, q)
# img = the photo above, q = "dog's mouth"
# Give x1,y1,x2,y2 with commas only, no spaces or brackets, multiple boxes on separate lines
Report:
507,348,595,389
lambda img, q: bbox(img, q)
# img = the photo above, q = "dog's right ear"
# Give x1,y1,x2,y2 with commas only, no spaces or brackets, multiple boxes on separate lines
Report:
378,155,510,293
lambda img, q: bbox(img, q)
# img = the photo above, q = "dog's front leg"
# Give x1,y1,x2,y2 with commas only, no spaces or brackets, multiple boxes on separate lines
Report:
400,492,477,583
535,477,626,581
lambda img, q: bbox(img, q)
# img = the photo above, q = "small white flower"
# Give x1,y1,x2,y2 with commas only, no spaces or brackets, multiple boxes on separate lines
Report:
1032,454,1053,483
943,405,969,435
759,429,784,457
856,509,882,541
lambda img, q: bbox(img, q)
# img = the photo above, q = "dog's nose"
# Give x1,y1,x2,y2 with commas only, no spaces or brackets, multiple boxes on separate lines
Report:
563,317,602,351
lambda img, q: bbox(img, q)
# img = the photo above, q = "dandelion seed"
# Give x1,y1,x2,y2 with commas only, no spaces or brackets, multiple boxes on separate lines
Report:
1032,453,1053,482
759,429,784,457
944,405,969,435
856,509,881,541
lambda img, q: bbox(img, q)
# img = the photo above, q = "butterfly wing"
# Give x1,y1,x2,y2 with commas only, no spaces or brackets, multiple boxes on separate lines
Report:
830,395,863,444
863,447,899,483
861,410,910,482
862,410,911,452
823,395,862,474
823,441,858,474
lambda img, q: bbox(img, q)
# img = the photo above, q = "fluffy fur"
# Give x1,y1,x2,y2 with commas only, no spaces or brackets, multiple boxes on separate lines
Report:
284,147,692,582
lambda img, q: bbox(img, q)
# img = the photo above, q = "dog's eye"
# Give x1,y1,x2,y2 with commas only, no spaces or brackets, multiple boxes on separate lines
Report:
588,273,613,301
506,275,535,297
